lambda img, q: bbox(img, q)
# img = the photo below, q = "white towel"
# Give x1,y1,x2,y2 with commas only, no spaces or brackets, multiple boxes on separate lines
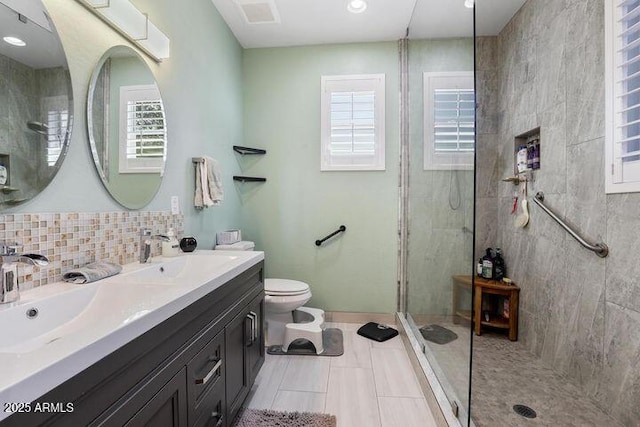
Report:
194,156,224,208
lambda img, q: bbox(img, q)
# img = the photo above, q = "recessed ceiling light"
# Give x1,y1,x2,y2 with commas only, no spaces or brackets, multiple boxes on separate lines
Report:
3,36,26,47
347,0,367,14
464,0,474,8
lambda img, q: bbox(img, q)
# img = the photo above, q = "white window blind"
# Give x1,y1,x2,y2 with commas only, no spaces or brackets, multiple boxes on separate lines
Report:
329,91,376,156
126,99,165,160
321,75,385,171
40,95,69,167
119,84,166,174
433,88,475,153
424,72,475,170
46,109,68,167
606,0,640,192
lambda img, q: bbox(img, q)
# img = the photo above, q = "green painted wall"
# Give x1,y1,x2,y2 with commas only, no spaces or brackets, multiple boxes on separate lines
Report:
242,43,399,313
107,56,159,208
22,0,244,249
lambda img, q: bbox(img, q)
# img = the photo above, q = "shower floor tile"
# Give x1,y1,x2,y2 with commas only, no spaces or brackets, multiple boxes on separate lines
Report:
245,322,438,427
415,317,623,427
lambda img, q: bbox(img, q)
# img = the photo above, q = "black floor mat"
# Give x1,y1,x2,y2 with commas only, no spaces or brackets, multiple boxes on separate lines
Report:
419,324,458,345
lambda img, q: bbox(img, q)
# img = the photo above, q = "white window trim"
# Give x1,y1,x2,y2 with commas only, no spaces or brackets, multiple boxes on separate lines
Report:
423,71,475,171
605,0,640,193
119,84,165,174
320,74,385,171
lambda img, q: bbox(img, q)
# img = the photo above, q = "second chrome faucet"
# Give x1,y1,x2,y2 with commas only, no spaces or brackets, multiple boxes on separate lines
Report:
139,228,170,263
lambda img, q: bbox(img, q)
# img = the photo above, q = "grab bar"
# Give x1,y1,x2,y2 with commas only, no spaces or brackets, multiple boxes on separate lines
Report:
315,225,346,247
532,192,609,258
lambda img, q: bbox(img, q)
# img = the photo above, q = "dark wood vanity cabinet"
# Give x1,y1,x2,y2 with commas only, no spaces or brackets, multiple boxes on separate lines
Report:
124,368,189,427
2,261,264,427
225,294,265,423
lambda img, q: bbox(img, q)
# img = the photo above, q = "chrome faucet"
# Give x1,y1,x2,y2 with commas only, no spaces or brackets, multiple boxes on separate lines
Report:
0,243,50,304
139,228,170,263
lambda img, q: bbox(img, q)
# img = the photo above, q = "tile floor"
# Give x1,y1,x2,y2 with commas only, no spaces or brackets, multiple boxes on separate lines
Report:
244,322,438,427
412,317,623,427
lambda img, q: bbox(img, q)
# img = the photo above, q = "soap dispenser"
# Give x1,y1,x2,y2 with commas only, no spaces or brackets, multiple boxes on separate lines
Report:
162,228,180,257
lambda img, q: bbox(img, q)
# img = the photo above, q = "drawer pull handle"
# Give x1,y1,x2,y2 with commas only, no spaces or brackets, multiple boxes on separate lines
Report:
211,409,223,427
246,312,256,346
249,311,258,341
195,358,222,385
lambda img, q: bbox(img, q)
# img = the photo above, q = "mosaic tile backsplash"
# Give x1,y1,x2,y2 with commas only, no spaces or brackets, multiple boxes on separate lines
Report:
0,211,184,291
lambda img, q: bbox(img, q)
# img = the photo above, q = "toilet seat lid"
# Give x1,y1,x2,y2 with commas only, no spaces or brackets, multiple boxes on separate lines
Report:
265,279,310,296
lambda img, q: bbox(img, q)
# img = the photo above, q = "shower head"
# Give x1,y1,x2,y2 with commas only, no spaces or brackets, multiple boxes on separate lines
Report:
26,121,49,136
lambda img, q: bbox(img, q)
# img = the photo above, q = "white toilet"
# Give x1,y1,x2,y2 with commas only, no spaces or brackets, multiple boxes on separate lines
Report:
215,241,325,354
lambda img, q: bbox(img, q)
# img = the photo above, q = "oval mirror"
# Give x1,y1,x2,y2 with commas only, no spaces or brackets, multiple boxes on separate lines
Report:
0,0,73,207
87,45,167,209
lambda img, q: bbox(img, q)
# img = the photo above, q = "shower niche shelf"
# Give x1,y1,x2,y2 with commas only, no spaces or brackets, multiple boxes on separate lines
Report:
513,127,541,179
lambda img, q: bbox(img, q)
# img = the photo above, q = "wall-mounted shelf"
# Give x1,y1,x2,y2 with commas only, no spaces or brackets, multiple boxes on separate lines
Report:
233,146,266,155
233,176,266,183
0,186,19,194
233,147,266,181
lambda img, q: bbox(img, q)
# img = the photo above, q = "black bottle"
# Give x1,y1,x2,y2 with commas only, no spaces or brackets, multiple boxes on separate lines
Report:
481,248,494,280
493,248,507,280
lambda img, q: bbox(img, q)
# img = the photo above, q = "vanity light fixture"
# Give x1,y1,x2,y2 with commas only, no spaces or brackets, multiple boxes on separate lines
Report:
347,0,367,14
3,36,26,46
464,0,474,8
75,0,170,62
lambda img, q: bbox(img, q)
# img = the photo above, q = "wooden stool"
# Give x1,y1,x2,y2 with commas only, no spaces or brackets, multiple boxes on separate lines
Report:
452,275,520,341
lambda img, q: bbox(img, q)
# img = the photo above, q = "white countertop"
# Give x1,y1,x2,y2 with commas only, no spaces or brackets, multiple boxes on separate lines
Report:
0,250,264,421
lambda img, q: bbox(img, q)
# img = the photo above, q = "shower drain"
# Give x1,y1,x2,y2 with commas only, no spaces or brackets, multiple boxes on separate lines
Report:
513,404,537,419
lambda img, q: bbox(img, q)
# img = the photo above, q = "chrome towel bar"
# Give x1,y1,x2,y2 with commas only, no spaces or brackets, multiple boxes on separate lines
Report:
532,192,609,258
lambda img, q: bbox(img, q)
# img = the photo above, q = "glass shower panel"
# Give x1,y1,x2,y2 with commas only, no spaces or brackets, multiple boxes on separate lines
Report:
403,4,475,425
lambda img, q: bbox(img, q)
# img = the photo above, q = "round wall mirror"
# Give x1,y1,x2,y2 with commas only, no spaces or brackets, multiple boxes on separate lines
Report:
0,0,73,207
87,45,167,209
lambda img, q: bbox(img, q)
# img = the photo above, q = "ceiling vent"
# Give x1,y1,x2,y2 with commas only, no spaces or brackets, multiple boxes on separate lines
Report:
235,0,280,24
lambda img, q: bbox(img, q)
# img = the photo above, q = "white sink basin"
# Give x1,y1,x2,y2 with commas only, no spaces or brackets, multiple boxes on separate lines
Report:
114,253,241,285
0,249,264,418
0,284,98,353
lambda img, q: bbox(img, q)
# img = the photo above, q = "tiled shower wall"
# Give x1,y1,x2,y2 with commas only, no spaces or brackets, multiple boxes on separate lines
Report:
0,52,70,202
406,38,475,317
0,211,183,291
491,0,640,424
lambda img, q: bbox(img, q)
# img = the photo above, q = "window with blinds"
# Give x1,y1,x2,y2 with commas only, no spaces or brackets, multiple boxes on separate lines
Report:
118,84,166,174
606,0,640,192
46,109,68,167
423,72,475,170
126,99,165,159
433,89,475,153
321,75,385,171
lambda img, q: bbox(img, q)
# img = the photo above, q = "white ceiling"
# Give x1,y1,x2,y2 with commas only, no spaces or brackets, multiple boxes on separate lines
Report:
212,0,527,49
0,1,67,69
410,0,526,39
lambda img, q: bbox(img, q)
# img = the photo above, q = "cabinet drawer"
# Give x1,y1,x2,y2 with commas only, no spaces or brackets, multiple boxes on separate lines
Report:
192,377,225,427
187,330,225,416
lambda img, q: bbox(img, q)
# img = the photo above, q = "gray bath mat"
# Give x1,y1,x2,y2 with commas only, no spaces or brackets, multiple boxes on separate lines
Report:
420,324,458,345
267,328,343,356
232,409,336,427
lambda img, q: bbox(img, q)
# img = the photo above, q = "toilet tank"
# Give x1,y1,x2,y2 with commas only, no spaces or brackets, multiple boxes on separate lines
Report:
214,241,255,251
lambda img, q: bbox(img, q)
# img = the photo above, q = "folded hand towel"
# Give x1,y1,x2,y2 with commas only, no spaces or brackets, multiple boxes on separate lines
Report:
195,156,224,208
62,261,122,284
